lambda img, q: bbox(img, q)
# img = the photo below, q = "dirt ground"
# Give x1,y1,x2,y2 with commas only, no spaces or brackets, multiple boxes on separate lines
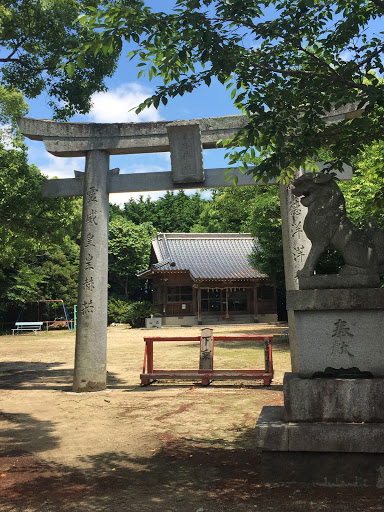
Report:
1,323,384,512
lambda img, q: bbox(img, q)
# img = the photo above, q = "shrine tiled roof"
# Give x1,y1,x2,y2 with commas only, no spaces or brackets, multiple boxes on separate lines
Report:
145,233,267,281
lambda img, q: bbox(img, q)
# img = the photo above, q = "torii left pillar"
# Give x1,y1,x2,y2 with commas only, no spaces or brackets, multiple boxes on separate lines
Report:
74,150,110,391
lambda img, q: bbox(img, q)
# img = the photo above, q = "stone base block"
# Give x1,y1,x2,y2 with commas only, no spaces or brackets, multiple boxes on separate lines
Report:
254,406,288,451
260,451,384,487
255,406,384,453
284,372,384,422
287,288,384,311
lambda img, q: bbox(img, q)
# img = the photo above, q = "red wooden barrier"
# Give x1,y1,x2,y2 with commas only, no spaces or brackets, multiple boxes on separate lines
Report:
140,333,273,386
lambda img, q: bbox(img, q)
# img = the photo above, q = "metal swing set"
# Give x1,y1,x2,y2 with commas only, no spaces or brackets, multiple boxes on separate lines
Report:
15,299,73,332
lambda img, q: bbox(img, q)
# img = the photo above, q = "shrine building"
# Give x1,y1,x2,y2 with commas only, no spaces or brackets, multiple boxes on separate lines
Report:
139,233,278,325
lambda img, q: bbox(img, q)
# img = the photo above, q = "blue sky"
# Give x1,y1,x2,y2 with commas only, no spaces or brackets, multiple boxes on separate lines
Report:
24,44,238,205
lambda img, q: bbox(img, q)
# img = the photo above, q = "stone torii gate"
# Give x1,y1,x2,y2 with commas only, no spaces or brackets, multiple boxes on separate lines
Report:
18,110,355,392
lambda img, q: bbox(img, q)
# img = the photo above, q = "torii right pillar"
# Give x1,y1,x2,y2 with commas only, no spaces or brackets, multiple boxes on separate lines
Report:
279,168,311,371
279,166,353,370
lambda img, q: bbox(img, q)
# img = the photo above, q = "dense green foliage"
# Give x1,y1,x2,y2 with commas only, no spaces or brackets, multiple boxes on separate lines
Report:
0,0,118,119
0,146,81,267
342,143,384,223
0,138,82,325
192,187,257,233
107,297,160,326
70,0,384,179
122,190,206,232
0,85,28,127
108,217,156,298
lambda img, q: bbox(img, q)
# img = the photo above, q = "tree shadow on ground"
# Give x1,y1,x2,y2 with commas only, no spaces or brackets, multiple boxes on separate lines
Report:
1,431,383,512
0,362,126,390
0,409,60,456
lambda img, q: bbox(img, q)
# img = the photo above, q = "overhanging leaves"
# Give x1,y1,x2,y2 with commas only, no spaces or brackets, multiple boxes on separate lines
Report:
66,0,384,177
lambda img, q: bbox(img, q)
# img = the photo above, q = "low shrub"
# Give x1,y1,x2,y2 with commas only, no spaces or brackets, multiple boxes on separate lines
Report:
123,301,160,328
108,297,130,324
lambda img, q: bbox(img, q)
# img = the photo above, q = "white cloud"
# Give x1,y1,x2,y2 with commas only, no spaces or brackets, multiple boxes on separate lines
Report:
109,190,165,206
87,83,162,123
38,153,84,180
340,50,352,62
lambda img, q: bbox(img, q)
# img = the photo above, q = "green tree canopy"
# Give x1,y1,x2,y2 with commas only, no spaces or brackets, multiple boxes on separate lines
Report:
0,142,81,268
0,137,82,322
0,0,119,119
123,190,206,232
341,141,384,221
191,187,256,233
70,0,384,178
0,85,28,127
108,216,156,298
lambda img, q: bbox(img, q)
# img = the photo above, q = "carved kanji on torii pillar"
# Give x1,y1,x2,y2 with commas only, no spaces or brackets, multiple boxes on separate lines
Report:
17,110,354,392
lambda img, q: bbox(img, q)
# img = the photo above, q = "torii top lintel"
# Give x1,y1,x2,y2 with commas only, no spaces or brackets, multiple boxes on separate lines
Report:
17,105,363,158
17,115,246,157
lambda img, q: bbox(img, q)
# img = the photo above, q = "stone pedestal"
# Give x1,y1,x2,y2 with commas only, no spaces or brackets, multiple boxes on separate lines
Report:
255,288,384,486
286,288,384,377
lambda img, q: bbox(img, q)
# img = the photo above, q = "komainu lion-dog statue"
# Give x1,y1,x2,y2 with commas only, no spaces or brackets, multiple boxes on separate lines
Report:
292,172,384,284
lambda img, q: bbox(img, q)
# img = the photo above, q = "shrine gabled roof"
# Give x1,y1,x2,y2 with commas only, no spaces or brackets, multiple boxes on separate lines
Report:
144,233,267,280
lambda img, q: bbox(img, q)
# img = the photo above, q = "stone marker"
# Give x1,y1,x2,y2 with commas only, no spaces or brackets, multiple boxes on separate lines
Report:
286,288,384,377
279,168,312,291
145,315,162,328
200,328,214,370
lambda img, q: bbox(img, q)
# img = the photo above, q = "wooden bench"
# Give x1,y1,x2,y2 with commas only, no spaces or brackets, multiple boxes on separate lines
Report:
12,322,44,335
140,334,274,386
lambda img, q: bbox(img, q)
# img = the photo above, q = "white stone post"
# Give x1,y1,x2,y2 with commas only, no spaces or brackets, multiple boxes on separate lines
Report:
200,328,214,370
73,150,110,392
